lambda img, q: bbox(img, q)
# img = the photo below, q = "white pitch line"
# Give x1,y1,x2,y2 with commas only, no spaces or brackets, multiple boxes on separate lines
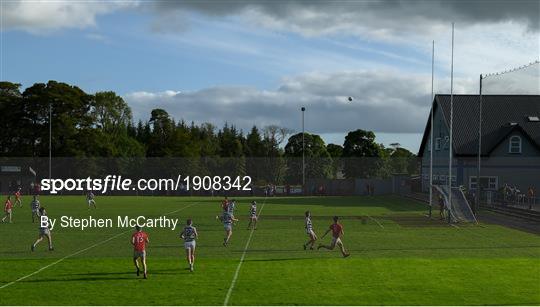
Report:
0,202,197,290
367,215,384,229
163,202,198,216
0,230,128,290
223,197,267,306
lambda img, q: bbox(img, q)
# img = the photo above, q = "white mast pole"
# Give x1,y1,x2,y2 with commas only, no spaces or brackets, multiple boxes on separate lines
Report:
448,23,455,223
429,40,435,217
476,74,483,215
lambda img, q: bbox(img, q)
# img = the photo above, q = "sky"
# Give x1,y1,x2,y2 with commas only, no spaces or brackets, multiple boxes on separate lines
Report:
1,0,539,152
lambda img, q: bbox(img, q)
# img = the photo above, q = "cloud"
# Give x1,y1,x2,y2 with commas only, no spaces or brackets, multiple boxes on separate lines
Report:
124,70,485,136
146,1,538,80
85,33,108,42
481,61,540,94
1,1,136,34
125,64,538,137
151,0,540,38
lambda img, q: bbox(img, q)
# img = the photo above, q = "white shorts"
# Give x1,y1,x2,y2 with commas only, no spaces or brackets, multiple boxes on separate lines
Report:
184,241,196,250
224,224,232,231
5,209,11,214
331,237,342,247
88,200,95,205
32,209,39,214
306,229,315,236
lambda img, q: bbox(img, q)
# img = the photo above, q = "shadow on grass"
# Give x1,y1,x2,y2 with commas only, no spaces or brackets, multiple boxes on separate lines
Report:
244,257,319,262
23,268,193,283
170,195,426,212
23,276,136,282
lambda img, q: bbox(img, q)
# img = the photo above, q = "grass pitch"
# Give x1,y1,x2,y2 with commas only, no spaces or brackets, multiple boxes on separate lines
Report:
1,195,539,305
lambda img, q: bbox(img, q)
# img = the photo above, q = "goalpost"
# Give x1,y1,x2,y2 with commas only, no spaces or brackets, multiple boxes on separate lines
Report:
433,185,477,223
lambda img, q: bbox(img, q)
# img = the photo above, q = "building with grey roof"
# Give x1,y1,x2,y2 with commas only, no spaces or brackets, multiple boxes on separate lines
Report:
418,94,540,195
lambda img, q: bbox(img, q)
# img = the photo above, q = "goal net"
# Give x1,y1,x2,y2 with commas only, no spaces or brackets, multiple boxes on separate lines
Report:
433,185,477,223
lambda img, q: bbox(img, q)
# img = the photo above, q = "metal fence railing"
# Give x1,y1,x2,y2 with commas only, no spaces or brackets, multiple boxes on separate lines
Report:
480,190,538,211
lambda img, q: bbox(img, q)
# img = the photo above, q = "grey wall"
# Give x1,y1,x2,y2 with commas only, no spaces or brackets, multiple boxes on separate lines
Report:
354,178,393,195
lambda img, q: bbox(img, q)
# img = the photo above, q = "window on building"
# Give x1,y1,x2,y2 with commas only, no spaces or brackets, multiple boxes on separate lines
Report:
488,177,497,190
435,138,441,150
508,136,522,154
444,136,450,149
470,177,477,190
470,176,498,190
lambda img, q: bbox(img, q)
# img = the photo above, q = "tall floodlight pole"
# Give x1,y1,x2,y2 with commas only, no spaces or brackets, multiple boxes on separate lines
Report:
429,40,435,218
476,74,483,215
49,103,52,180
301,106,306,189
448,23,455,223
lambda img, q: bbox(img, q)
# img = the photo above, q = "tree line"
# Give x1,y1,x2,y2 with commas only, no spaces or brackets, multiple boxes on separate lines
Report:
0,81,417,183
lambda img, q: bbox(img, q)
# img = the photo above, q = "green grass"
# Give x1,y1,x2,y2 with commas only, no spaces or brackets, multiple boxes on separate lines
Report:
0,195,539,305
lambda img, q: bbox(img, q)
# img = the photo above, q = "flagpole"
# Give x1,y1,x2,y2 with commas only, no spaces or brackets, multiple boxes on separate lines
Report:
448,23,454,223
429,40,435,217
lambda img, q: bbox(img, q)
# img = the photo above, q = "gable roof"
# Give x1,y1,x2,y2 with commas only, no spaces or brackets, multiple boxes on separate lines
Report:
418,94,540,157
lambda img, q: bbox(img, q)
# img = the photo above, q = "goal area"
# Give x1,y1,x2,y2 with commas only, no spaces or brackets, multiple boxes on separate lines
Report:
433,185,477,223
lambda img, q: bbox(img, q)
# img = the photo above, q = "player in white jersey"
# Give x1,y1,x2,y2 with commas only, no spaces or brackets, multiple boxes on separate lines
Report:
86,191,96,209
31,207,53,251
227,199,236,215
222,212,238,247
180,219,198,272
303,211,317,250
247,201,258,230
228,199,238,225
30,195,41,223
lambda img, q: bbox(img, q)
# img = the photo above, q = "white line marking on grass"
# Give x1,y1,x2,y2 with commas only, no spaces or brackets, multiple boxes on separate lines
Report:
0,230,129,290
223,197,267,306
164,202,198,216
0,202,197,290
367,215,384,229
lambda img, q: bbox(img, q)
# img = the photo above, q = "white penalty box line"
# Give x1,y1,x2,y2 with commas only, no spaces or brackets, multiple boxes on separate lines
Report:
223,197,267,306
366,215,384,229
0,202,198,290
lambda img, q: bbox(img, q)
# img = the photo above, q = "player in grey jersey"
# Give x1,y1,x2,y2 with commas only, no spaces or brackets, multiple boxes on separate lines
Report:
247,201,258,230
180,219,198,272
30,195,40,223
303,211,318,250
223,212,238,247
31,207,53,251
86,191,96,209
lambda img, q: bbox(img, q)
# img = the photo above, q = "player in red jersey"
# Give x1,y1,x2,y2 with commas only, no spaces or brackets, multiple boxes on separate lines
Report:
221,196,229,211
131,225,149,279
318,216,350,258
14,188,22,208
216,196,229,222
2,196,13,223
